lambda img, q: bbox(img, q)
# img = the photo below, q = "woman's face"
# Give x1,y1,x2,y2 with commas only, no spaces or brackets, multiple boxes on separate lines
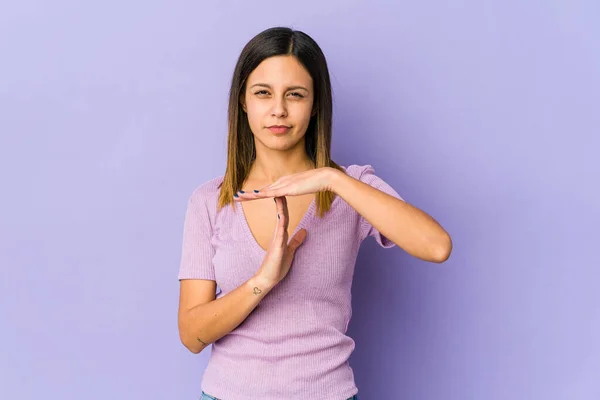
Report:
241,55,315,152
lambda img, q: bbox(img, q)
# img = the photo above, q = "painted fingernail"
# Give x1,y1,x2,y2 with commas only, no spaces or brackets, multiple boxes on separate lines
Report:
234,193,239,198
254,190,259,193
240,190,245,194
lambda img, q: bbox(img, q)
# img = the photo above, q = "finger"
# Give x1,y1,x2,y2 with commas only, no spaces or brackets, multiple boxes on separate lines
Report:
274,197,288,245
288,228,307,252
255,184,288,199
271,198,280,241
257,183,277,194
233,190,260,201
280,196,290,231
255,189,280,199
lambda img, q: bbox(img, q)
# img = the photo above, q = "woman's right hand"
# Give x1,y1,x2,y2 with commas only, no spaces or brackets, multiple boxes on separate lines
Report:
255,196,307,288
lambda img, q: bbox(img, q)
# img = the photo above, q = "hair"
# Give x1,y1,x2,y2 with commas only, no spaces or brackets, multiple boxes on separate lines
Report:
217,26,345,218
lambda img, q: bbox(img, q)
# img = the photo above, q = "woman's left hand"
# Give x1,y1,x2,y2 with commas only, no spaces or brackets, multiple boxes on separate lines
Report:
233,167,337,201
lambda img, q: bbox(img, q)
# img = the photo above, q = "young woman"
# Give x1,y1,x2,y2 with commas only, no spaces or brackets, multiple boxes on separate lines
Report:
177,26,452,400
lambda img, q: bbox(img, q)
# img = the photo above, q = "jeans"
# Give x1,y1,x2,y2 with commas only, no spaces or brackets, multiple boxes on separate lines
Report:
201,391,358,400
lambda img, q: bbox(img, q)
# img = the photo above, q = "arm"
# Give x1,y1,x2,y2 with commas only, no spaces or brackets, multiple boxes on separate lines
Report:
329,168,452,263
178,275,274,354
178,188,305,354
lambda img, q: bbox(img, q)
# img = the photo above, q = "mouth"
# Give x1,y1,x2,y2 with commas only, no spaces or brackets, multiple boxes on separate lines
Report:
267,125,291,134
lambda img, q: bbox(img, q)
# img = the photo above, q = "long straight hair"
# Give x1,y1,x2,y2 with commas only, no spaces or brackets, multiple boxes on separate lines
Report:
217,26,345,218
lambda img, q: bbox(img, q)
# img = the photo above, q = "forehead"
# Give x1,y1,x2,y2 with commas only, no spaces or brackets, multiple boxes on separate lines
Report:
247,55,312,86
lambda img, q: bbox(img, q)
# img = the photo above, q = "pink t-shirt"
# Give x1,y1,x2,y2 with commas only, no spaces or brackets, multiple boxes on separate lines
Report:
178,164,403,400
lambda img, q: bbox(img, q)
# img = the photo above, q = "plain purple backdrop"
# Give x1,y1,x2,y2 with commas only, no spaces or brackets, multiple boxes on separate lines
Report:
1,1,599,399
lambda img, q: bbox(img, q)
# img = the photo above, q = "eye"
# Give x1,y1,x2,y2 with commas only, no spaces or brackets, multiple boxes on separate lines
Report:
289,92,304,98
255,90,269,96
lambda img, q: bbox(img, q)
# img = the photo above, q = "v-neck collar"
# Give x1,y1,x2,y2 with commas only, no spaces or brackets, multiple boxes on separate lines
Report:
235,195,317,255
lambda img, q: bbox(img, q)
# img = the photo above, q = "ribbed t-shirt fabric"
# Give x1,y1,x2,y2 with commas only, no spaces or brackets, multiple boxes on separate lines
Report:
178,164,403,400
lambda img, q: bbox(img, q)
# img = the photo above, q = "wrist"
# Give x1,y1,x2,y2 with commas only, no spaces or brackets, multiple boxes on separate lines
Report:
326,167,346,194
249,274,276,293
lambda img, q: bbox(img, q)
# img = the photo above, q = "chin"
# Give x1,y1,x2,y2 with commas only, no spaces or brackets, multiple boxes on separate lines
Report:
268,141,298,151
258,136,302,152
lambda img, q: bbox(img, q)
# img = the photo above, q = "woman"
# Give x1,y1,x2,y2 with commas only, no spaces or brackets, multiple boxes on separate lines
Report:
178,26,452,400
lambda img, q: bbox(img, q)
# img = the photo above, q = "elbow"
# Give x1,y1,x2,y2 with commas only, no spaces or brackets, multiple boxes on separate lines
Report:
187,345,203,355
178,312,209,354
431,233,452,263
178,325,206,354
180,334,204,354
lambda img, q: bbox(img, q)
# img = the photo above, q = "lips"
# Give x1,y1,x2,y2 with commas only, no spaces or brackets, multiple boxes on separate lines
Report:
267,125,291,134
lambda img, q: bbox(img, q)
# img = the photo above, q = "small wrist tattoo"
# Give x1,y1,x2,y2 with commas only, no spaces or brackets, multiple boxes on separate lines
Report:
253,287,262,295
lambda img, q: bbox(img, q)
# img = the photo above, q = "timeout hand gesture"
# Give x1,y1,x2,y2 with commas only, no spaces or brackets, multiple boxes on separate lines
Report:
233,167,334,201
253,196,308,287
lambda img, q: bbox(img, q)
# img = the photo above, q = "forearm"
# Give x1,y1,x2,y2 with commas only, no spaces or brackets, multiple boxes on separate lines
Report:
329,168,452,262
179,275,274,353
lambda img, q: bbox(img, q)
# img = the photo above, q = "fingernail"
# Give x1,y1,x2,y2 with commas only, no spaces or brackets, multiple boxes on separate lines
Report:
254,190,259,193
277,214,280,219
240,190,245,194
234,193,239,198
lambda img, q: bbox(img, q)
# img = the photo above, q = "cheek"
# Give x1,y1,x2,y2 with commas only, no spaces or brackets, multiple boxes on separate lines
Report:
245,103,264,128
294,104,313,126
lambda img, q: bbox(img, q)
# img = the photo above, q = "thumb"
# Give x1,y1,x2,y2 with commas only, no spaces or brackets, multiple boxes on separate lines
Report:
287,228,307,253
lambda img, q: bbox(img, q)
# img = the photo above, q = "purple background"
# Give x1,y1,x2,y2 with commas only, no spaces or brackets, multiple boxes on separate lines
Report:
1,1,599,399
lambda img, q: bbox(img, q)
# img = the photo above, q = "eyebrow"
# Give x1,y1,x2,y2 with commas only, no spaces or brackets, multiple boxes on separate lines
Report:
249,83,309,92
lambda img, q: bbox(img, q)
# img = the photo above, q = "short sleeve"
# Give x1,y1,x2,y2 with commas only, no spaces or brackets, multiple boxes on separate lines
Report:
177,190,216,281
355,164,404,248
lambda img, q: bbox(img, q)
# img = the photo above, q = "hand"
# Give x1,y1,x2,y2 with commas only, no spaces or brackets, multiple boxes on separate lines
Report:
233,167,336,201
254,196,307,287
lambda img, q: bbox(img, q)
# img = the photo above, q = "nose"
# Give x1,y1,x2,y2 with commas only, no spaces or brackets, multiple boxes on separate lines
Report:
271,97,288,118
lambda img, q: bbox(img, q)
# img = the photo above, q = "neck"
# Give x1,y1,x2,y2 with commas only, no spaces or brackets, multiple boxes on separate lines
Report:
249,139,315,184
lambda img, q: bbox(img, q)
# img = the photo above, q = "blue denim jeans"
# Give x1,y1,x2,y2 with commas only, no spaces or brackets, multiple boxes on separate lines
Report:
201,391,358,400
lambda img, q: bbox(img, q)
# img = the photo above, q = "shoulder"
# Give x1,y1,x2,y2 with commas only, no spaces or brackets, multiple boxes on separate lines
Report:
341,163,400,195
187,175,224,210
342,163,403,202
340,164,377,180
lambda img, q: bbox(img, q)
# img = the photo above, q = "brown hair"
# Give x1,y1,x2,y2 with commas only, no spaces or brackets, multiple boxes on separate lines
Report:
217,26,345,218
